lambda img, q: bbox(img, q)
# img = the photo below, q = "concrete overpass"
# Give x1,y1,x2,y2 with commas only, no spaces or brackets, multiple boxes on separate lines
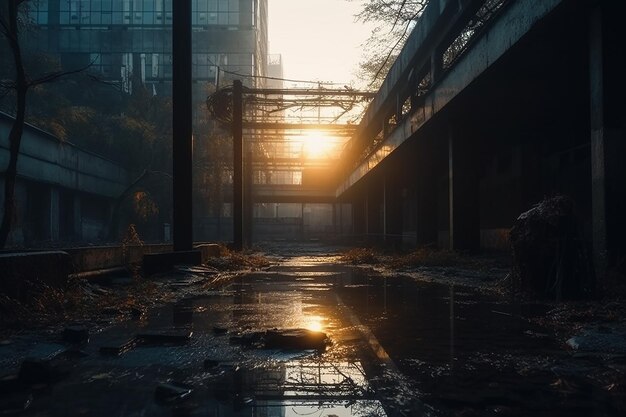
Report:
0,112,130,245
336,0,625,279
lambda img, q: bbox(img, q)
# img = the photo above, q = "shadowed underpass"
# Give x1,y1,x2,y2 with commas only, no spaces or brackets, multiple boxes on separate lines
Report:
1,244,624,416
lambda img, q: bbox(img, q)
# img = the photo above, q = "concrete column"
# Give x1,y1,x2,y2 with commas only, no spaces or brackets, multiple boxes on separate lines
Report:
383,175,403,247
448,129,480,251
364,192,370,236
49,187,60,241
415,141,438,246
589,4,626,287
73,194,82,241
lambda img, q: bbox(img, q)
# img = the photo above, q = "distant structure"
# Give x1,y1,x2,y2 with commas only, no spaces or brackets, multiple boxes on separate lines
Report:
23,0,269,96
11,0,271,243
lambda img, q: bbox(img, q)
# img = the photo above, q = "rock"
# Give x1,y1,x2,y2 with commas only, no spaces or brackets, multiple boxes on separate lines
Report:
510,195,593,300
264,328,329,350
62,326,89,344
154,382,192,404
566,326,626,354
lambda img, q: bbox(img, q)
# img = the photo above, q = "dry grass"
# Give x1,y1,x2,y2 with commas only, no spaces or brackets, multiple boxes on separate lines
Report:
341,246,496,271
341,248,380,265
390,247,475,269
204,244,272,271
0,276,165,336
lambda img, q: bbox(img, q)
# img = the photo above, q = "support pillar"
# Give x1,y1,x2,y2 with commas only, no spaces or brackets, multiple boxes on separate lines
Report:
415,140,438,246
383,175,403,247
49,187,60,241
448,128,480,251
232,80,243,250
172,0,193,251
73,194,82,241
589,3,626,288
243,148,253,248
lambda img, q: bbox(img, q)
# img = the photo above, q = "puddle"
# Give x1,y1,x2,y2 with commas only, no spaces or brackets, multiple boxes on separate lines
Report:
1,245,624,416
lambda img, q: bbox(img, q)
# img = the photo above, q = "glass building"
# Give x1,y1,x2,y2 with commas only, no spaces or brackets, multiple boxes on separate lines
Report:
26,0,268,94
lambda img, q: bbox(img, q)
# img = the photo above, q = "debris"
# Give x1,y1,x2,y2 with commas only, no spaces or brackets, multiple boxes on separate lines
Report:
229,332,264,348
203,359,220,370
213,327,228,335
18,358,67,385
510,195,593,300
264,328,329,350
99,337,138,356
138,331,193,345
566,326,626,354
130,307,145,319
62,326,89,344
0,392,32,414
154,382,192,404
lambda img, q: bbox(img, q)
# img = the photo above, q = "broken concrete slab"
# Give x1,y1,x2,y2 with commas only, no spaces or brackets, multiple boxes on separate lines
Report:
99,337,138,356
17,358,69,385
566,326,626,354
154,382,192,404
137,331,193,345
62,326,89,345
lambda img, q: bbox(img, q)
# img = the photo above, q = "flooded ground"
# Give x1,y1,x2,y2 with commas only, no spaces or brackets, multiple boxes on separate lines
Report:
1,243,624,416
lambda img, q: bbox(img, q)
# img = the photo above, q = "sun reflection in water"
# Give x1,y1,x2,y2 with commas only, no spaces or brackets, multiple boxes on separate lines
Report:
303,315,325,332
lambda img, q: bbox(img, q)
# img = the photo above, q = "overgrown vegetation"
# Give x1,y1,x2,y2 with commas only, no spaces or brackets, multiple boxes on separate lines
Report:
341,246,494,271
204,244,272,271
0,276,162,335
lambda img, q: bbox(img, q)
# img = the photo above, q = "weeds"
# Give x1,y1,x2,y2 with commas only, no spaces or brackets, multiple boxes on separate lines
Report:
341,248,380,265
341,246,488,270
205,244,272,271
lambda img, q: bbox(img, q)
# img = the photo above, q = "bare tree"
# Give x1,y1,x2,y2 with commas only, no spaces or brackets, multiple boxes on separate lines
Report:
0,0,89,248
350,0,428,87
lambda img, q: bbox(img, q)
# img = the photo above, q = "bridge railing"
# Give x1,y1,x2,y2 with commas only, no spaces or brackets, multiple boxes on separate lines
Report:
341,0,510,172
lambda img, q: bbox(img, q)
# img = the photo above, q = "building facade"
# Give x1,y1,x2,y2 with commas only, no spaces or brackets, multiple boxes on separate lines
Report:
26,0,268,94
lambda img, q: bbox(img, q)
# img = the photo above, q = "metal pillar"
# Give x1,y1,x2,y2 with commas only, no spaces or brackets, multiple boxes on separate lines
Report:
172,0,193,251
244,148,253,248
233,80,243,250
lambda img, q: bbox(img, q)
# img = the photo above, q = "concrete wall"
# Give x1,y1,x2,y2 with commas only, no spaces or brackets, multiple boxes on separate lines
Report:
0,112,130,246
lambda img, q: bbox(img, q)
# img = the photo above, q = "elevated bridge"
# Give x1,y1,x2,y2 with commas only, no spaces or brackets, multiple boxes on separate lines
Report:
334,0,625,281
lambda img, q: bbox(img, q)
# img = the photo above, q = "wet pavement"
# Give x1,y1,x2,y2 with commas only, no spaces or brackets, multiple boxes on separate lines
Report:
1,244,624,416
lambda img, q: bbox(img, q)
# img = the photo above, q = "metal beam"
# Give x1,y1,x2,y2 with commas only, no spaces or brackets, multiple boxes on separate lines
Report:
243,122,357,131
246,88,376,97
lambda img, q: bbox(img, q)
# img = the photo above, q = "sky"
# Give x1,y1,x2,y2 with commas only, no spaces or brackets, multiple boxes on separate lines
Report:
267,0,374,87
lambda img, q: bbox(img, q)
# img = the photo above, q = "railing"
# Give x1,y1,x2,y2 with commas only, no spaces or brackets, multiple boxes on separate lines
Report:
343,0,511,171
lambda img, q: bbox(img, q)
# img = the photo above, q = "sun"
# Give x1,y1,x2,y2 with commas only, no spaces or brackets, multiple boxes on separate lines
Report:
301,131,337,159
